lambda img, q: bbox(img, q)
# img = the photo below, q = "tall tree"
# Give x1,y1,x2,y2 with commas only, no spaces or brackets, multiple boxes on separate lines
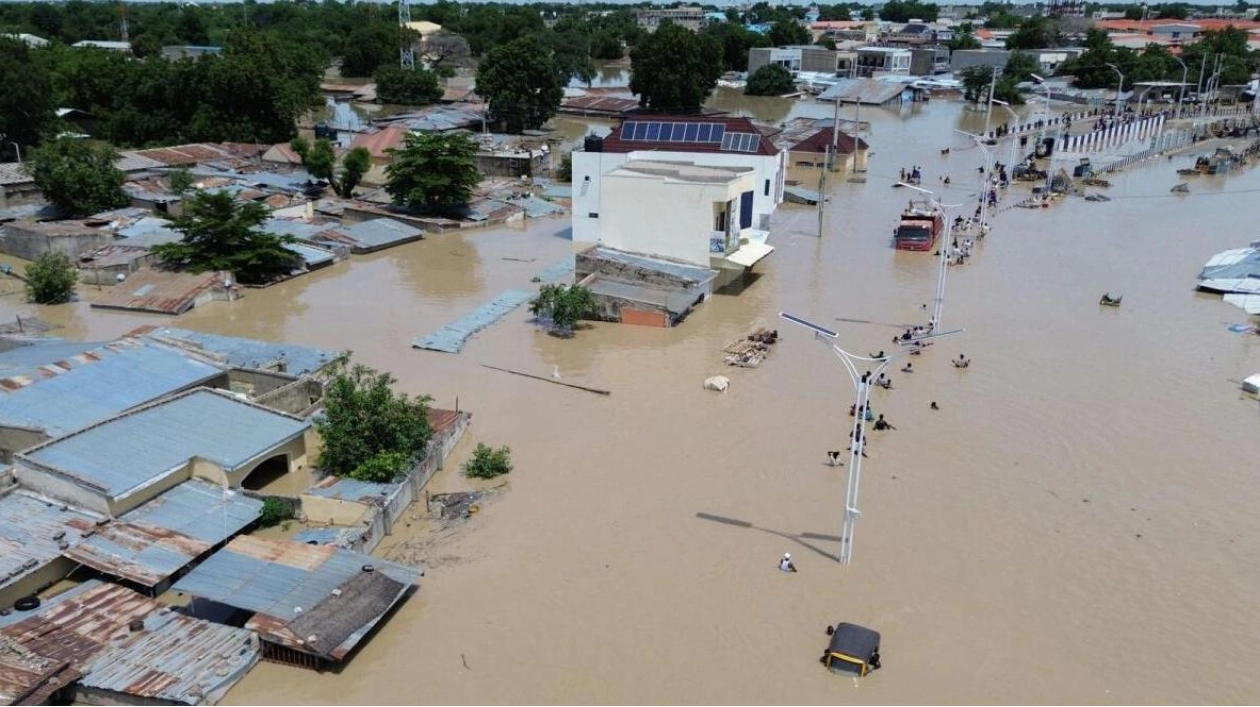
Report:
150,191,302,285
476,35,565,133
316,361,434,483
26,139,128,217
1005,15,1061,49
0,37,55,151
630,22,723,113
375,65,443,105
746,64,796,95
385,131,481,213
341,22,403,77
704,22,772,72
878,0,941,22
768,19,810,46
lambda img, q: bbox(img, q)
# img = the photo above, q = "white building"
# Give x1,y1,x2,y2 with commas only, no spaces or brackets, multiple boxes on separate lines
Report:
855,47,912,76
589,159,772,271
572,116,787,256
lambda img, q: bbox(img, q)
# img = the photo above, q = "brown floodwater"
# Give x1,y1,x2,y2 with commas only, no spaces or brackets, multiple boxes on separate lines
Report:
4,97,1260,705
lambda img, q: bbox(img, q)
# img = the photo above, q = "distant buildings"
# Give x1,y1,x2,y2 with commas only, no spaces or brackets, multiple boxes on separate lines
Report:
748,45,852,76
636,5,705,32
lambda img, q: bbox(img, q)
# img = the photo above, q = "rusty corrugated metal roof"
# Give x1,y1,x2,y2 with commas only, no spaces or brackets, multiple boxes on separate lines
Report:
0,581,259,705
90,270,230,316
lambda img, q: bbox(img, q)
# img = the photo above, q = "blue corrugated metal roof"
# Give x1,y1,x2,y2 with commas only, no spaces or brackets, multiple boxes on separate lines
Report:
0,339,105,379
413,289,534,354
331,218,422,252
285,241,337,268
65,480,263,587
21,389,311,499
141,328,340,375
0,490,103,595
172,535,420,622
304,476,395,504
0,339,226,436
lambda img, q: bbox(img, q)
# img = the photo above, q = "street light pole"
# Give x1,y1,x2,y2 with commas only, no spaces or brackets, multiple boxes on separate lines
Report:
899,182,962,332
1106,62,1125,118
954,129,993,230
778,312,962,565
991,99,1020,167
1173,57,1189,119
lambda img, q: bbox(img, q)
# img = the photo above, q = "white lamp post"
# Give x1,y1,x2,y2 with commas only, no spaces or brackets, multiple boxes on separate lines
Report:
898,182,962,332
991,99,1021,166
1105,62,1125,118
778,312,962,565
954,129,994,231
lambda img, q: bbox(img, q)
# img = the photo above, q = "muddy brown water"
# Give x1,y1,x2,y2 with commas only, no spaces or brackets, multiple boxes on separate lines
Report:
4,99,1260,705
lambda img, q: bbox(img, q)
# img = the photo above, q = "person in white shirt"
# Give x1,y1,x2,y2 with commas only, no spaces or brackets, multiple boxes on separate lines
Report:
779,553,797,573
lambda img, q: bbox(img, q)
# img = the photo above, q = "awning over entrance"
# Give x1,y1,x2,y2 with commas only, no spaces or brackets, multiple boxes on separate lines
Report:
725,242,775,268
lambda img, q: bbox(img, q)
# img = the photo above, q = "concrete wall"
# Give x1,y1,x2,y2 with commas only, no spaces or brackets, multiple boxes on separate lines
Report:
300,492,372,526
575,248,714,294
596,169,754,267
223,433,312,491
0,425,50,464
0,225,113,261
14,460,125,516
253,378,325,418
950,49,1009,72
227,368,301,397
0,556,77,608
572,148,785,246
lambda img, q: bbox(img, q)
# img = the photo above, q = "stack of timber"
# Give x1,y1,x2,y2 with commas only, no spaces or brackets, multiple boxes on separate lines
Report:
724,328,780,368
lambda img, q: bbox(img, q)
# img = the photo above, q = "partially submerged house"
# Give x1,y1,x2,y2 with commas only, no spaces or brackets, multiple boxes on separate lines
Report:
90,269,236,315
774,119,870,172
63,479,263,595
0,580,260,705
0,489,103,609
573,159,775,286
575,246,718,328
14,387,316,517
572,116,787,239
174,535,421,670
0,218,113,260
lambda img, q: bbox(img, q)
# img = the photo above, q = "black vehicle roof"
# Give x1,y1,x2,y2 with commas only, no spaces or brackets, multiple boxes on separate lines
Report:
827,623,880,659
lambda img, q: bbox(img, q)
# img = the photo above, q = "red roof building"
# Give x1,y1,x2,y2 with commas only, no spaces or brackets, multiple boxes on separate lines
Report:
598,115,781,157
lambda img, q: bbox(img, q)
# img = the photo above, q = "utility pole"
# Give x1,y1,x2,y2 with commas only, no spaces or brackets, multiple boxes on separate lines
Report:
119,2,129,43
399,0,415,70
817,144,829,238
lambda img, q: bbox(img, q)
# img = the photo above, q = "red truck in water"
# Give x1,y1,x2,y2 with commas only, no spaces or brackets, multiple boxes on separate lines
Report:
894,200,943,252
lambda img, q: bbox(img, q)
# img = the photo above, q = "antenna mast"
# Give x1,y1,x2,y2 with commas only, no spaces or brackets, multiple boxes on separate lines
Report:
398,0,415,69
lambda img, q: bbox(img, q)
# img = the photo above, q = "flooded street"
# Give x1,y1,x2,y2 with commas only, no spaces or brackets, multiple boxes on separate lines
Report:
5,97,1260,704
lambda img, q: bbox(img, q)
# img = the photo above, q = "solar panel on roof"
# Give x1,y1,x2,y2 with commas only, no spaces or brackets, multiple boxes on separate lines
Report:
721,132,738,151
710,125,726,142
673,123,689,141
684,124,699,141
644,123,662,140
622,121,642,140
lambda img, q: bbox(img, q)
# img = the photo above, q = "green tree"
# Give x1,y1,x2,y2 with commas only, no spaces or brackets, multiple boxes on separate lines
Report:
167,167,194,195
768,19,810,46
337,147,371,198
949,30,982,51
374,65,443,105
630,22,723,113
0,37,56,150
550,30,597,85
304,138,337,182
385,131,481,213
341,22,403,77
463,443,512,479
557,152,573,182
1006,15,1061,49
529,283,597,336
258,498,295,528
26,139,128,217
24,251,78,305
746,64,797,95
316,361,435,483
704,22,772,72
1003,50,1039,83
476,35,565,133
959,65,1021,105
878,0,941,22
150,191,302,285
591,31,624,60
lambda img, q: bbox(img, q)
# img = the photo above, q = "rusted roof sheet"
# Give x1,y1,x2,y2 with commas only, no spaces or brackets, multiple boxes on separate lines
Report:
0,634,79,705
349,125,411,159
64,480,263,588
172,535,419,663
91,270,230,315
559,96,641,116
77,244,152,270
0,490,103,597
427,407,465,436
0,581,259,705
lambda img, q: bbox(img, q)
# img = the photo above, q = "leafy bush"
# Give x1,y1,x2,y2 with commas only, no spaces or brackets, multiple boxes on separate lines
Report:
557,152,573,182
375,65,443,106
259,498,295,528
529,283,596,336
745,64,796,96
352,450,415,484
463,443,512,479
24,251,77,304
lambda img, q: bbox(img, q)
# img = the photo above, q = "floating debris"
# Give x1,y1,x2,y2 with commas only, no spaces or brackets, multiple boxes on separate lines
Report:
724,327,780,368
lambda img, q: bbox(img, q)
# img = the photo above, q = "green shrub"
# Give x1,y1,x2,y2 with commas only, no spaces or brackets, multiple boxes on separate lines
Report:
24,251,77,304
351,450,414,483
463,443,512,479
259,498,295,528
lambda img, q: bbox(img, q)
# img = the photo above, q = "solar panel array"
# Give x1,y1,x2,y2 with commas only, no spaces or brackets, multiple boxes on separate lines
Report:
721,132,762,153
620,121,727,143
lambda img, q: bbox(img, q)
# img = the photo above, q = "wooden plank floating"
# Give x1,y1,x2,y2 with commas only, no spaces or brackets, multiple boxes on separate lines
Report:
723,328,780,368
481,364,611,396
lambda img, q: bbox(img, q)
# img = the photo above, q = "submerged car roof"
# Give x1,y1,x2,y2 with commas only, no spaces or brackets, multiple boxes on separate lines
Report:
828,623,880,659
